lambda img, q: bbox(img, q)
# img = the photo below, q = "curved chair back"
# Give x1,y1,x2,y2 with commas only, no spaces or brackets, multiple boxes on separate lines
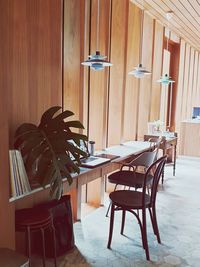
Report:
129,149,158,170
142,155,167,207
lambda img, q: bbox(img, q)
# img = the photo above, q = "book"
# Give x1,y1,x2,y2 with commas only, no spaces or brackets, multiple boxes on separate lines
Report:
9,150,31,197
15,150,31,193
9,151,17,197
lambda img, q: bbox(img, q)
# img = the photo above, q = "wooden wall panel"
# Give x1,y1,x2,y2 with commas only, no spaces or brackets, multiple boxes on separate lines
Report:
89,0,111,150
175,39,186,133
137,12,154,140
181,43,191,120
150,21,163,121
63,0,86,121
87,0,111,204
160,49,170,127
0,0,15,249
196,58,200,106
192,52,199,108
186,47,195,118
123,3,141,141
170,43,180,131
107,0,129,146
1,0,63,247
82,0,91,136
9,0,62,142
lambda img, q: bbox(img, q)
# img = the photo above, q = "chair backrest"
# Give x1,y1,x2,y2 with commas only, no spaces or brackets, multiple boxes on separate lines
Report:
142,155,167,207
148,136,163,151
129,150,158,169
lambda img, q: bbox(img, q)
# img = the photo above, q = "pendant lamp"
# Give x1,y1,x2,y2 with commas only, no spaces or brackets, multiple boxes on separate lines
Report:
157,74,175,85
81,0,112,70
128,10,151,78
157,12,175,128
157,11,174,85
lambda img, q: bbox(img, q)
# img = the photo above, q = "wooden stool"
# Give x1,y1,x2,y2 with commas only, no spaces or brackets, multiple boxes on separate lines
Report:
15,208,57,267
0,248,29,267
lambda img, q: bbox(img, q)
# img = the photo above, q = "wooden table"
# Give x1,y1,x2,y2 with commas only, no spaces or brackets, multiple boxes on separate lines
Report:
76,141,151,220
11,141,152,222
144,133,178,176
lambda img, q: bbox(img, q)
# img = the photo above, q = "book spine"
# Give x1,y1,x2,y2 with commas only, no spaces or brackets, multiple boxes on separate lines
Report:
16,150,31,193
9,151,17,197
13,150,23,196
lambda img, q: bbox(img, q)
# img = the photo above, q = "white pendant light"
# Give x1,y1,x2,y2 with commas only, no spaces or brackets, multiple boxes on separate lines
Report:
128,10,151,78
82,0,112,70
157,12,175,128
129,63,151,78
157,73,175,85
157,11,174,85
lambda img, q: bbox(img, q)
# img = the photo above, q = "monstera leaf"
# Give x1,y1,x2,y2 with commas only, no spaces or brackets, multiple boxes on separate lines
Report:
14,106,88,199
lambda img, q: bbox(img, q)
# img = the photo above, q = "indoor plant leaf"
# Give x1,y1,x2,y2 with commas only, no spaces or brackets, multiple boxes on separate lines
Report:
14,106,88,199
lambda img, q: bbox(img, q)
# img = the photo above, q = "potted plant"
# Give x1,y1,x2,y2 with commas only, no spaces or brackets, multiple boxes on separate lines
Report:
14,106,88,199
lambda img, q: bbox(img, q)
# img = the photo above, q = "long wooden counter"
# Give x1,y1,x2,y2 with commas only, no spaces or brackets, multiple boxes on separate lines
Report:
11,141,151,221
180,120,200,156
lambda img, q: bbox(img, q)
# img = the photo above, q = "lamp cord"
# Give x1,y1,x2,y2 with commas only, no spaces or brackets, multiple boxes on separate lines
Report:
139,9,144,64
166,18,169,51
96,0,100,51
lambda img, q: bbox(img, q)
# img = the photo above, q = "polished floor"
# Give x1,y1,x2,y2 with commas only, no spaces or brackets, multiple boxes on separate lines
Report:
33,156,200,267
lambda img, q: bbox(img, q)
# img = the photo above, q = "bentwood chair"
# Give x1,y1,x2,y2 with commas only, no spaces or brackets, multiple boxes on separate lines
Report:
105,149,158,217
144,135,165,183
107,155,167,260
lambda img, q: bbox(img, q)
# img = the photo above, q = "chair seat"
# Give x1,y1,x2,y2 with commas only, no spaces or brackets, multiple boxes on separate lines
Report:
108,170,153,188
109,190,151,209
15,208,51,228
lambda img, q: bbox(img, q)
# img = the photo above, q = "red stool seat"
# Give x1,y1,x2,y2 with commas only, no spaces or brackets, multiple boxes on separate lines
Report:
16,208,52,229
15,207,57,267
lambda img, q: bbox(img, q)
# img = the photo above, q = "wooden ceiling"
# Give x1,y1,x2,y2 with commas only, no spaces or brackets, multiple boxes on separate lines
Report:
131,0,200,51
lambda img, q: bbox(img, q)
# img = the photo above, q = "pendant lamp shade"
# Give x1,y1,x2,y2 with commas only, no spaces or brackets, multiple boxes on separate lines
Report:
81,0,112,70
157,74,175,85
128,63,151,78
128,10,151,78
81,51,112,70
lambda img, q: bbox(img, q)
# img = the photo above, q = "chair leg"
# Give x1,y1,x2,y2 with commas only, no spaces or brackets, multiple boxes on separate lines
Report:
105,184,117,217
161,169,164,184
105,202,112,218
120,210,126,235
107,204,115,249
41,228,46,267
148,208,156,235
27,226,31,267
142,209,150,261
51,221,57,267
152,206,161,244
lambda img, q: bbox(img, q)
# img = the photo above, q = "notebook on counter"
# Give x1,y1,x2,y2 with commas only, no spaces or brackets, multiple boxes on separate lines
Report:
81,156,111,168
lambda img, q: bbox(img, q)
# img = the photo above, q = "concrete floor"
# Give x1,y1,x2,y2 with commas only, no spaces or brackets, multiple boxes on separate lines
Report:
33,156,200,267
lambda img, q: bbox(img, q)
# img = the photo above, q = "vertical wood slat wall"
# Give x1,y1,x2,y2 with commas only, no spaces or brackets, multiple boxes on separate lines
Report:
0,0,15,248
0,0,63,248
175,40,200,136
2,0,200,249
62,0,164,149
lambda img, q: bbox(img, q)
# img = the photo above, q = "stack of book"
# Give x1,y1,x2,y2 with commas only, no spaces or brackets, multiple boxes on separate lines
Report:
9,150,31,198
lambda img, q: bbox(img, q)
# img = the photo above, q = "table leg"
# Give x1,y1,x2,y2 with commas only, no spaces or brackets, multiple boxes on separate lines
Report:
100,175,105,206
173,145,177,176
77,182,82,221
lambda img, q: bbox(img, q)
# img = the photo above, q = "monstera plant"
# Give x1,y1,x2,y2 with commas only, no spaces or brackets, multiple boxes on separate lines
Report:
14,106,88,199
